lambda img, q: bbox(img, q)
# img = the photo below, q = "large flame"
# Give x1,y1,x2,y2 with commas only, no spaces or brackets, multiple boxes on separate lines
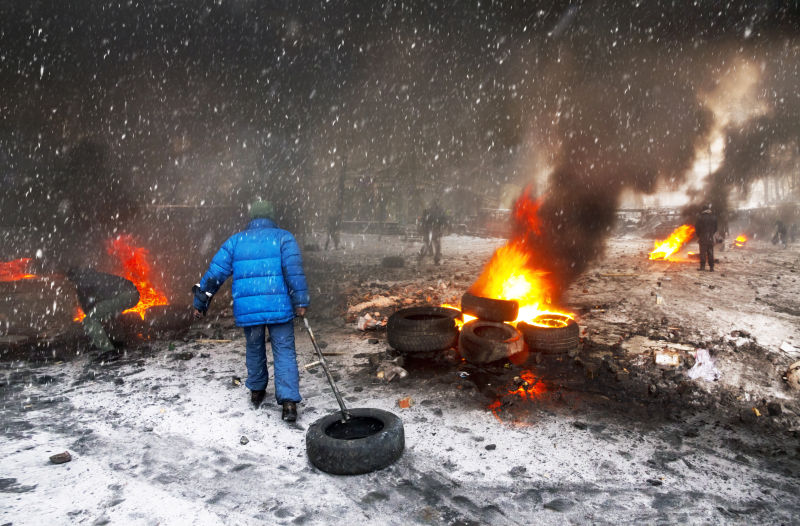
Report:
648,224,696,261
465,191,573,326
733,234,748,248
0,258,36,282
107,235,168,320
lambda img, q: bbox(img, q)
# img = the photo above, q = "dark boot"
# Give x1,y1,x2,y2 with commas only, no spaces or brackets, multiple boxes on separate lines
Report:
282,402,297,422
250,389,266,409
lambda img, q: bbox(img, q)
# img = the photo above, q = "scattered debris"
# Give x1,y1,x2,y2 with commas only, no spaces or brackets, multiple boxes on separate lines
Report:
381,256,405,268
348,296,398,315
687,349,721,382
196,339,233,343
752,407,761,417
785,361,800,391
240,436,249,445
377,363,408,382
397,397,413,409
654,350,682,367
767,401,783,416
174,351,194,360
368,338,379,344
357,313,380,331
49,451,72,464
304,361,321,370
232,376,242,386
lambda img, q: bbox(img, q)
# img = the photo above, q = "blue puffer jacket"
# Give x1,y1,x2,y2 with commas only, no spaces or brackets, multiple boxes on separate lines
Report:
196,218,310,326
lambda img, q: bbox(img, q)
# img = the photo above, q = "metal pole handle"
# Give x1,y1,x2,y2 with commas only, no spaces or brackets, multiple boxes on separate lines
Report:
302,317,349,422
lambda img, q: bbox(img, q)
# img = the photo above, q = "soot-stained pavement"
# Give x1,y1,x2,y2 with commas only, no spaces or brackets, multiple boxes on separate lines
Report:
2,232,800,525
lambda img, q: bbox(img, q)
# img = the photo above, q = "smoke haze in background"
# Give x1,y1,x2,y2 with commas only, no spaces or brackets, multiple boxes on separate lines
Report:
0,2,798,288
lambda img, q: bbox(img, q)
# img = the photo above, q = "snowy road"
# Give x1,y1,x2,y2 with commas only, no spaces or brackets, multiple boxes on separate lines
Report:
2,233,800,525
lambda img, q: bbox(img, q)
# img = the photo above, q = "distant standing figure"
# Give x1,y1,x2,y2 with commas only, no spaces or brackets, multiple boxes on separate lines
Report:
695,204,718,272
773,220,788,248
192,200,309,423
325,214,341,250
418,203,447,265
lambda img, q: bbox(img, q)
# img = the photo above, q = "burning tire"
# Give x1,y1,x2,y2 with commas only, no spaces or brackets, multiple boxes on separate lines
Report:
458,319,524,364
387,306,460,353
306,407,405,475
460,292,518,322
517,314,579,354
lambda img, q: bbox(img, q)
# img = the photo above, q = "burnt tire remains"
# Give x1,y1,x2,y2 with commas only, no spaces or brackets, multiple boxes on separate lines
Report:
518,314,579,354
387,306,460,353
458,319,524,364
306,407,405,475
460,292,519,322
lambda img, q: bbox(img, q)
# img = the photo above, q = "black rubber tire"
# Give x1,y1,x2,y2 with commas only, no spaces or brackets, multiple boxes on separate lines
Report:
458,319,524,364
518,315,579,354
387,306,460,353
381,256,405,268
306,407,405,475
461,292,519,322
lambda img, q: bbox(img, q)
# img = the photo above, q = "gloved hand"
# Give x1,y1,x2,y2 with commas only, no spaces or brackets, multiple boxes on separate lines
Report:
192,284,211,316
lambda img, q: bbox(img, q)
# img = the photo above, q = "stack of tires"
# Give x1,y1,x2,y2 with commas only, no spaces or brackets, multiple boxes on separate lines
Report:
458,293,524,364
459,293,580,362
386,306,462,354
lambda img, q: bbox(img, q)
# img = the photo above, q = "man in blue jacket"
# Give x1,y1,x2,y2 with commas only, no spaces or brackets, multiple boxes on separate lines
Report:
193,200,309,422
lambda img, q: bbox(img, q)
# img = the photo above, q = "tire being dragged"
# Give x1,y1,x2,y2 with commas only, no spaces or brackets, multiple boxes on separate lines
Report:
306,407,405,475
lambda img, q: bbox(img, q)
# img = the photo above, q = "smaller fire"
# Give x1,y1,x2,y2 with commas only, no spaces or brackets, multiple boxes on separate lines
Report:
733,234,748,249
108,235,169,320
488,369,547,423
508,370,546,400
0,258,37,282
649,224,696,261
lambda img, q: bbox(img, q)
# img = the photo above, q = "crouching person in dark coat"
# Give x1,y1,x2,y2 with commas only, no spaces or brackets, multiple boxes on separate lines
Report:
695,204,718,272
193,200,309,422
67,268,139,352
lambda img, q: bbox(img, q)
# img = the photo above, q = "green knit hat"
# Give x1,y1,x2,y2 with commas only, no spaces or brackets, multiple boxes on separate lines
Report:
249,200,274,219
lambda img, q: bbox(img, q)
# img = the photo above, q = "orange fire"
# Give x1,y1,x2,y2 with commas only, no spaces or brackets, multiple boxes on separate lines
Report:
508,370,546,399
466,191,574,325
488,369,547,422
107,235,168,320
733,234,748,248
648,224,696,260
0,258,36,282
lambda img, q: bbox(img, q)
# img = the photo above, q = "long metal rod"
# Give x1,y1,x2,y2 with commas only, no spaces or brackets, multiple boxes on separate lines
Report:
302,317,350,422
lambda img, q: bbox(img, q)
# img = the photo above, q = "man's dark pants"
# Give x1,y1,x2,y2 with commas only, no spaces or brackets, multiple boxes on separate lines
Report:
699,241,714,271
243,321,301,403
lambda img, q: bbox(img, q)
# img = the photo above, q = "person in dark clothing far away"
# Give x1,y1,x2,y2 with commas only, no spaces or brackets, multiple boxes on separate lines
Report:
67,268,139,352
418,202,447,265
695,204,718,272
324,214,341,250
773,220,788,248
193,199,309,423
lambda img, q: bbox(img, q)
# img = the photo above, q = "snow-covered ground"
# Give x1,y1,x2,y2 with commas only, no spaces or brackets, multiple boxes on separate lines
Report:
2,232,799,525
